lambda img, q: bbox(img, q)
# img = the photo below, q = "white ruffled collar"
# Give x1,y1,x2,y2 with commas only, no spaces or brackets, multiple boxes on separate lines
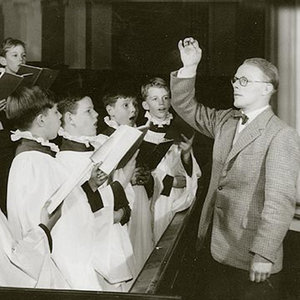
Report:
11,130,59,153
144,111,173,128
104,116,120,129
103,116,138,129
58,127,99,148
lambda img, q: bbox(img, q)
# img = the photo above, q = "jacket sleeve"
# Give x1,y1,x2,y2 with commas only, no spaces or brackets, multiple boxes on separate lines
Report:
170,71,231,139
250,127,300,262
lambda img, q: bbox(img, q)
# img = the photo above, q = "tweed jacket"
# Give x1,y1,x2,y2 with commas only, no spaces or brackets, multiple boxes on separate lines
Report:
170,72,300,273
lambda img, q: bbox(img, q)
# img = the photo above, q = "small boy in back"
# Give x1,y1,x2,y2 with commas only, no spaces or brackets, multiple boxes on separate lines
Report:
0,38,27,213
140,77,201,243
0,37,26,75
6,86,104,290
102,91,154,275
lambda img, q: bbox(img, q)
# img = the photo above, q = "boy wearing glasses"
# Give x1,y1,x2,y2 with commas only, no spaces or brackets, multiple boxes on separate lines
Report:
170,37,300,300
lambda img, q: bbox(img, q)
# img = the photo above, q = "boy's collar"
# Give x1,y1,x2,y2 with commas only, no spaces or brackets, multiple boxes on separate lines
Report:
144,111,173,127
58,127,98,148
104,116,119,129
103,116,137,129
11,129,59,153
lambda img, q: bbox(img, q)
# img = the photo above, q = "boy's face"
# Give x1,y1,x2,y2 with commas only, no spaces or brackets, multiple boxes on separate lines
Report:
0,45,26,74
142,86,171,120
70,96,99,136
106,97,138,127
43,104,62,140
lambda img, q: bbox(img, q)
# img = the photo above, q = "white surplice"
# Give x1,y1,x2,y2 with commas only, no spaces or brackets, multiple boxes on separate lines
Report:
56,134,135,289
7,143,102,290
143,128,201,244
0,210,69,288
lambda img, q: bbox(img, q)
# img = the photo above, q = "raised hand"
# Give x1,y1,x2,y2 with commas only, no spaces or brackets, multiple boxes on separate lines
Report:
178,37,202,71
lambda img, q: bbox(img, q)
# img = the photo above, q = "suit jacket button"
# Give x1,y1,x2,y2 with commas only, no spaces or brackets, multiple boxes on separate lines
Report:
218,186,223,191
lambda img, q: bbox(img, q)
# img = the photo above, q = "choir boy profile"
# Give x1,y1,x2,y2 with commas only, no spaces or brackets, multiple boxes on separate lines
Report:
6,86,105,290
102,90,154,275
56,90,136,291
140,77,201,243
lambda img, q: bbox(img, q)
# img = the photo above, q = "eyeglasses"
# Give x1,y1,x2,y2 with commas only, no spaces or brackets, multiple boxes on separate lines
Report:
231,76,271,87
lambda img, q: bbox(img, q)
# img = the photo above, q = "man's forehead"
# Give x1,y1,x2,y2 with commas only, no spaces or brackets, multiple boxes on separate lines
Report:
235,63,264,79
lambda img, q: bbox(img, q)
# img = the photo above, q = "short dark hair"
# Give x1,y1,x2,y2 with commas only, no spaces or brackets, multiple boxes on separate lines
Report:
6,86,55,130
102,93,137,108
243,58,279,91
57,90,89,127
141,77,170,100
0,37,26,57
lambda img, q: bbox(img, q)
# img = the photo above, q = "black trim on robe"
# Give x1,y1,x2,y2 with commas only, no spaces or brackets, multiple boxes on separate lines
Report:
60,138,94,152
144,174,155,198
81,181,104,212
160,174,174,196
111,181,131,225
16,139,56,157
181,153,193,177
39,223,53,253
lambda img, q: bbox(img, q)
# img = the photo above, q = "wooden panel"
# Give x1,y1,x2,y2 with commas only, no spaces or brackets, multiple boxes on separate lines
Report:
42,0,65,67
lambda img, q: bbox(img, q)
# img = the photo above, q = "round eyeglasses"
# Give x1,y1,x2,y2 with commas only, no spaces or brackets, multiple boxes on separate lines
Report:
231,76,271,87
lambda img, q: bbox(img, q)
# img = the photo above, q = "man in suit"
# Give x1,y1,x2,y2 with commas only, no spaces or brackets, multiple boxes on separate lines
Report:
170,37,300,299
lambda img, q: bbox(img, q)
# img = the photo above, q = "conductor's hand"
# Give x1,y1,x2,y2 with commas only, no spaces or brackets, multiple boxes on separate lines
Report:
40,200,62,232
178,37,202,71
249,254,273,283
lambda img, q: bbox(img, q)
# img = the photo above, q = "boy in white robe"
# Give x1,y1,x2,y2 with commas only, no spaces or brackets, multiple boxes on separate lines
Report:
56,92,136,291
102,91,154,276
140,77,201,243
6,86,104,290
0,200,68,288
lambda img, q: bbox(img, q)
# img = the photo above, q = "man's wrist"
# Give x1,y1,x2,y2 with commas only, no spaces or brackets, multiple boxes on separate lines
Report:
178,65,198,78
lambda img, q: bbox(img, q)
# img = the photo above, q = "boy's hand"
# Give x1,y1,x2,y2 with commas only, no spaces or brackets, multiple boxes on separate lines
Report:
173,175,186,188
131,166,151,186
179,133,194,163
0,99,6,111
89,163,108,191
119,151,138,188
113,208,124,224
178,37,202,74
40,200,62,231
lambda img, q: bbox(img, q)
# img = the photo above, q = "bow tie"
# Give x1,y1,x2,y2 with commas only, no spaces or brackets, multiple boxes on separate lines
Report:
233,111,249,125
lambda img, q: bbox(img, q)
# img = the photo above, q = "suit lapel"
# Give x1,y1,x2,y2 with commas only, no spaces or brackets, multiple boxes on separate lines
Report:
219,116,239,163
225,107,274,164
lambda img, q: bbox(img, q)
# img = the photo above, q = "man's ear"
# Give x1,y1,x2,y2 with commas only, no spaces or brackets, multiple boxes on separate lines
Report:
105,105,114,117
263,83,275,96
142,101,149,111
0,56,7,67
